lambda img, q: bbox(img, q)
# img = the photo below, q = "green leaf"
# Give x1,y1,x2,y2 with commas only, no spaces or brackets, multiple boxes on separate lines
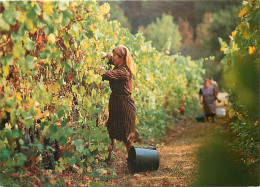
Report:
24,37,35,51
0,14,10,31
5,53,14,65
58,136,67,146
46,146,55,151
19,139,24,145
23,55,34,72
33,3,41,15
39,48,51,59
17,153,27,167
65,156,76,165
0,149,11,162
61,119,69,127
74,139,82,147
58,109,64,118
36,143,43,152
3,3,16,25
5,130,13,139
49,125,58,134
13,43,25,59
12,128,19,138
62,10,72,26
58,2,68,11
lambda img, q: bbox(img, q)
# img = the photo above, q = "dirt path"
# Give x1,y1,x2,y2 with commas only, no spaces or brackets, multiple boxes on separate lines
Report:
108,122,216,186
106,92,229,186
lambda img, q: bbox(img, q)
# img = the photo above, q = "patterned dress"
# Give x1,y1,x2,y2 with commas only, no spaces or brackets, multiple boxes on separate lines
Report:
102,65,136,143
199,85,216,117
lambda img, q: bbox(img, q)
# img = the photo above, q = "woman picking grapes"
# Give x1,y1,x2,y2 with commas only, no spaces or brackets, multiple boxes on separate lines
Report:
101,45,136,160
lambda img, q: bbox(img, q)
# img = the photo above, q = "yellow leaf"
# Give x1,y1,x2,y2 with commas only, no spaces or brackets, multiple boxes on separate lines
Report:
99,168,108,176
229,109,235,118
15,93,22,102
13,43,25,58
99,3,110,16
240,22,249,40
231,31,236,38
87,166,92,173
49,82,60,93
43,3,53,16
25,19,34,32
77,168,83,174
34,101,40,107
43,110,50,117
67,137,71,144
26,97,33,109
6,108,12,113
243,31,249,40
97,15,104,21
34,108,43,119
209,56,215,60
86,56,92,64
238,114,243,120
248,46,256,55
254,120,258,126
238,7,247,18
88,69,94,76
42,125,49,136
31,1,35,7
18,12,27,23
47,33,56,44
35,155,42,163
50,180,56,184
3,65,9,77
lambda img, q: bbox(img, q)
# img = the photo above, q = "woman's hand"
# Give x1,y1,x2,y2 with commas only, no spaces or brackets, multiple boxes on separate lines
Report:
101,52,112,60
96,66,105,74
101,52,108,60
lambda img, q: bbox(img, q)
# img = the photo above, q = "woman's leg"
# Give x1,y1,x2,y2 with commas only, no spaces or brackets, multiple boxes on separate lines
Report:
205,114,209,122
212,113,215,123
125,132,135,152
108,138,114,160
124,141,134,153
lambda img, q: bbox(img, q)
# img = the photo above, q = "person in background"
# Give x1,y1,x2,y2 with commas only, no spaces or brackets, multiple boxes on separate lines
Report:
210,77,219,96
199,80,220,123
178,98,186,123
101,45,136,161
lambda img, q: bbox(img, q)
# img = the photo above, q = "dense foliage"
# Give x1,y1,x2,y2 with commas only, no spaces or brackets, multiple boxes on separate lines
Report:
145,14,182,55
220,0,259,166
0,1,204,185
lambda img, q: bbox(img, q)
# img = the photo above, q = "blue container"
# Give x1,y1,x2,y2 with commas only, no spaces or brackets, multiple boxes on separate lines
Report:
127,146,160,173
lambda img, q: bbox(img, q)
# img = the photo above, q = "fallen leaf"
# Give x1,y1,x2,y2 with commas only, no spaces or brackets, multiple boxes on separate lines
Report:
134,173,142,180
49,179,56,184
87,166,92,173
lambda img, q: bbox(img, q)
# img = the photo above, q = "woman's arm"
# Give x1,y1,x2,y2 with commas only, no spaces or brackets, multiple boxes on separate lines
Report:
213,87,221,103
199,94,203,104
102,68,130,81
199,88,203,104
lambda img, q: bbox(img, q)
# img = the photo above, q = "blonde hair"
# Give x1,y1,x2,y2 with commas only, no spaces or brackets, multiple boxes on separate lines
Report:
113,45,136,76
